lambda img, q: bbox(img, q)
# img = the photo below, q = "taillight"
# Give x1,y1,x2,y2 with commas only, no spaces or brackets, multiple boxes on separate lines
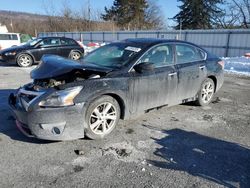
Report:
218,60,225,69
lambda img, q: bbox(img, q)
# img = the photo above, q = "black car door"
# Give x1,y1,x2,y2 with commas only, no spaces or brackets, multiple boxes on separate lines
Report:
128,44,178,114
174,44,207,101
58,38,79,57
30,38,61,61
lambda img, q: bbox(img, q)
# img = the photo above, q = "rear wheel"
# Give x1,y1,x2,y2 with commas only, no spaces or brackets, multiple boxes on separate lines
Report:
195,78,215,106
17,54,33,67
70,51,82,60
85,95,120,139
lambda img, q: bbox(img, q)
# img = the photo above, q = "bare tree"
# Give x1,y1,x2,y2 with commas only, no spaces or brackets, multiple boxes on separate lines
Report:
212,2,241,28
230,0,250,28
144,0,166,29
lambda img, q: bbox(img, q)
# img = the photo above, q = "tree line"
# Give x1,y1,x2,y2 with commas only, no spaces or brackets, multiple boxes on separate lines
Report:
0,0,250,36
102,0,250,30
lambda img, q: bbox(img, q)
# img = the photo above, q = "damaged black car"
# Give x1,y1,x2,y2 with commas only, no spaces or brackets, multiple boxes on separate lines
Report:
9,38,224,140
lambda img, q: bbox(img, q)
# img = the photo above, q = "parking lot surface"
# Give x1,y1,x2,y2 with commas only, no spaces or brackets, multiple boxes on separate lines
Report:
0,64,250,188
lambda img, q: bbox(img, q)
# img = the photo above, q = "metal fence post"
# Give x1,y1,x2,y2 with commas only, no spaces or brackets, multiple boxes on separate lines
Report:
90,32,93,42
135,31,138,38
184,31,188,41
115,32,118,40
103,32,105,43
157,31,160,38
225,31,232,57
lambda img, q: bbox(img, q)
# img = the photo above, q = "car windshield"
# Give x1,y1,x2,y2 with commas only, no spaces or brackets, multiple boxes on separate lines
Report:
82,43,142,68
26,38,42,46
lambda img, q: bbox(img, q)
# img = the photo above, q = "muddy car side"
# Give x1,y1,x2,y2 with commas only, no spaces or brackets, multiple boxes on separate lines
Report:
9,39,224,140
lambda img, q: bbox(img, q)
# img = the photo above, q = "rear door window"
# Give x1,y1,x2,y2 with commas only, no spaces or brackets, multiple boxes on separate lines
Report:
60,38,77,45
176,44,206,64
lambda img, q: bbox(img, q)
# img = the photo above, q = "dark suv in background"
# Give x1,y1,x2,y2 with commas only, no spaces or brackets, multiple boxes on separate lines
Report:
0,37,84,67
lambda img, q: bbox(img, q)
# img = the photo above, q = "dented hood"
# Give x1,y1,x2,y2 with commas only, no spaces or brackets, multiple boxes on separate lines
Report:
31,55,113,80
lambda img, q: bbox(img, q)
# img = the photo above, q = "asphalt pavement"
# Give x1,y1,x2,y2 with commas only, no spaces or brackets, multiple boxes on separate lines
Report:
0,64,249,188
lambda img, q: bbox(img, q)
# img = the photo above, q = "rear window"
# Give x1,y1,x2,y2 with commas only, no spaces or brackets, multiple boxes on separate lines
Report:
176,44,206,64
0,34,18,40
60,38,77,45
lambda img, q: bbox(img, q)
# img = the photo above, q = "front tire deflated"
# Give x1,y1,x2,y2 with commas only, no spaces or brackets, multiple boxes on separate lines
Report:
85,95,120,139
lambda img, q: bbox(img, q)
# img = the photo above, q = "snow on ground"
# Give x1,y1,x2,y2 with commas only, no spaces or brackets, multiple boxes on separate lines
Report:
222,56,250,76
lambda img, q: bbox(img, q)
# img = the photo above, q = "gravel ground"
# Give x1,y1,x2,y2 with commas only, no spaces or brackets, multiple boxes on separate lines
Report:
0,64,250,188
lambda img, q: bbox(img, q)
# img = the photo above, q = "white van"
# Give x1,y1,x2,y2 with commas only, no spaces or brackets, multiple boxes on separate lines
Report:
0,33,32,50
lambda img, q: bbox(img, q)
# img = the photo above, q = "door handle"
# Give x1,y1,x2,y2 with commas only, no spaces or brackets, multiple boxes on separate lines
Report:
199,65,206,70
168,72,177,76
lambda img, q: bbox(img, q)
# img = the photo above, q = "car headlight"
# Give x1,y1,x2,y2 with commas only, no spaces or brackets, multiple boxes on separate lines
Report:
5,51,16,56
39,86,82,107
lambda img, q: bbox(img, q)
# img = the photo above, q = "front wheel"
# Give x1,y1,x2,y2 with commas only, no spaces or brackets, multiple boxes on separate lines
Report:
85,95,120,139
70,51,82,60
195,78,215,106
16,54,33,67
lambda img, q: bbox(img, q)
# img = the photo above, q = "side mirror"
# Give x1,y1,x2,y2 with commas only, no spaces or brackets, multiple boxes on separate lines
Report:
134,62,154,73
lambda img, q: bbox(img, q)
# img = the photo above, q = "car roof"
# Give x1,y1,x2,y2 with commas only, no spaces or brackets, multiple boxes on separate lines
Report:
123,38,206,51
124,38,199,46
37,36,75,40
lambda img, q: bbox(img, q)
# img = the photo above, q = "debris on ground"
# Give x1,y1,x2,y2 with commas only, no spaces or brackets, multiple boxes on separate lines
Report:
212,97,221,104
126,128,134,134
73,165,84,173
74,150,85,156
203,115,213,121
170,117,179,121
101,147,132,158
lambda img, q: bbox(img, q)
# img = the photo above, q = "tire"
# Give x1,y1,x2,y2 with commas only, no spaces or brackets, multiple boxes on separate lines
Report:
16,54,33,67
85,95,120,140
70,51,82,60
195,78,215,106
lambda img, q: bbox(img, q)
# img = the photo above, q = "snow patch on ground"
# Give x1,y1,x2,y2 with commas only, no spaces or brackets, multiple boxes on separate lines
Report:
222,56,250,76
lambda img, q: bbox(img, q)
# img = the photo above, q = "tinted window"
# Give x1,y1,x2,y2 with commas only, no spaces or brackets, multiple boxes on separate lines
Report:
60,38,77,45
39,38,60,46
0,34,18,40
138,44,174,67
176,44,205,64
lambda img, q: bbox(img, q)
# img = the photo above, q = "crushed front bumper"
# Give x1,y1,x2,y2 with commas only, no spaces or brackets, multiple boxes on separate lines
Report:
8,89,86,141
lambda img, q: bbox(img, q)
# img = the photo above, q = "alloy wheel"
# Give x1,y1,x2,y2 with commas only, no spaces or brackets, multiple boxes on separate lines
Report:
89,102,117,135
71,52,81,60
201,80,214,103
18,55,32,67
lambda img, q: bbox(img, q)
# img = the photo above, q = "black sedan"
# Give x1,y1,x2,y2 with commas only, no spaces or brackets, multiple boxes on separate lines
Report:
9,38,224,140
0,37,84,67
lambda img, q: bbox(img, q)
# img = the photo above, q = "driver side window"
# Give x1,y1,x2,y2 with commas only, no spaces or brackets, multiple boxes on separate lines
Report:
138,44,174,68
